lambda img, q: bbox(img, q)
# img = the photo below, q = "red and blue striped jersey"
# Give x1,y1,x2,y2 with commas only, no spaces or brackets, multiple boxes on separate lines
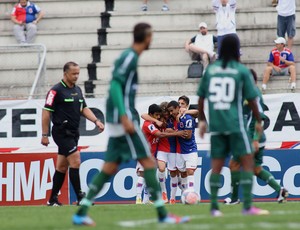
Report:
11,2,41,23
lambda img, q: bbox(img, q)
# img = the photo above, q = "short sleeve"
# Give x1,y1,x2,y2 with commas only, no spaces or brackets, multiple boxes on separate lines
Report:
183,115,194,130
34,4,41,13
191,36,196,43
112,51,136,86
11,6,17,16
287,52,295,62
44,89,57,112
268,52,274,63
243,69,258,100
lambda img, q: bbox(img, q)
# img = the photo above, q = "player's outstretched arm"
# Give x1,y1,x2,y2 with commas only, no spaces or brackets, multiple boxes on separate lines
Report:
141,113,163,127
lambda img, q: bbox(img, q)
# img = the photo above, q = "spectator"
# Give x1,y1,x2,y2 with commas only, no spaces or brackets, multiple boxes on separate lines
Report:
272,0,278,7
276,0,296,49
141,0,169,11
262,37,296,92
212,0,239,56
11,0,44,44
185,22,217,71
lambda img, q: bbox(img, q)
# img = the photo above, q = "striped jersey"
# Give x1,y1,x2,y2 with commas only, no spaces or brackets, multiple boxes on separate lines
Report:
11,1,41,23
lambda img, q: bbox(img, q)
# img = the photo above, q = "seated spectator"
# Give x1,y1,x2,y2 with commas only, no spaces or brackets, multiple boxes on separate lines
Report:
276,0,296,48
141,0,169,11
185,22,217,71
262,37,296,92
11,0,44,44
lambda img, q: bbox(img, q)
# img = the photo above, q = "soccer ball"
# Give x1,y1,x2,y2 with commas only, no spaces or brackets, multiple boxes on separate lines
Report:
181,190,200,205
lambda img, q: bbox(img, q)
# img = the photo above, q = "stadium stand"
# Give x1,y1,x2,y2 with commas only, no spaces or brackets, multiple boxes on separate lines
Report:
0,0,299,98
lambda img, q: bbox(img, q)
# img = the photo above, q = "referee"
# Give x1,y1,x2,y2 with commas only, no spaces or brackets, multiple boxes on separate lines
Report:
41,61,104,206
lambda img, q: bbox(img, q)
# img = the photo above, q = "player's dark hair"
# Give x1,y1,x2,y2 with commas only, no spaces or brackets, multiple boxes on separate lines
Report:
219,35,240,69
148,104,162,115
63,61,79,72
250,69,257,83
160,101,169,113
133,23,152,43
167,100,179,109
178,95,190,106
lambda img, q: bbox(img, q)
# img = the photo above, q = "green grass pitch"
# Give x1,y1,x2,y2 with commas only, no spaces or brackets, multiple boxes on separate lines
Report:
1,202,300,230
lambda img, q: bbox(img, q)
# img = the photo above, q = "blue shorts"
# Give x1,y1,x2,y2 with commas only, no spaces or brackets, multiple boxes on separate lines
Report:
277,14,296,38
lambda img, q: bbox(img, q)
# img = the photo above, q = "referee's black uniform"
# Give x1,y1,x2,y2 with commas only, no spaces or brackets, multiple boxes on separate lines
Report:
44,79,87,206
44,80,87,156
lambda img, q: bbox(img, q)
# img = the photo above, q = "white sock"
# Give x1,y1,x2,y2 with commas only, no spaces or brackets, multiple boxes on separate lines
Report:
187,175,195,191
177,174,183,190
291,82,296,89
158,171,167,193
143,186,150,203
181,176,187,191
262,84,267,90
136,176,144,199
170,176,178,200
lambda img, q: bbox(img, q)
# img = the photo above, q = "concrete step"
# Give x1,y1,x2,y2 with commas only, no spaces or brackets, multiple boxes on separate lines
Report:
109,9,300,29
0,82,85,99
0,47,93,67
0,30,98,49
96,62,189,81
0,0,105,16
0,14,101,31
0,65,88,86
106,25,300,47
93,78,200,97
113,0,300,11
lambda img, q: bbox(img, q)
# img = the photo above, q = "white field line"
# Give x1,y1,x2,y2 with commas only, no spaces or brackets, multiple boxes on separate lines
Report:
117,210,300,228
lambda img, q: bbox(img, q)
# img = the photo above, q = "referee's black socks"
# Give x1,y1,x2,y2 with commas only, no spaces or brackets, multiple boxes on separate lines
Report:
69,168,82,200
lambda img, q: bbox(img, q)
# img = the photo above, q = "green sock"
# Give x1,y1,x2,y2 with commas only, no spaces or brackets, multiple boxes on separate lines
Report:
240,171,253,210
76,171,111,216
144,168,167,220
230,171,240,201
210,173,221,210
257,169,281,192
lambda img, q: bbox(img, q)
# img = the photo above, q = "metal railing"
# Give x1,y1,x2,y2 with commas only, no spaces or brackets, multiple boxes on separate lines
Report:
0,44,47,100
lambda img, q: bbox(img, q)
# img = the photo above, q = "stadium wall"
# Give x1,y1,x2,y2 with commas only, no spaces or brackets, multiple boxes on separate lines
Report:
0,94,300,205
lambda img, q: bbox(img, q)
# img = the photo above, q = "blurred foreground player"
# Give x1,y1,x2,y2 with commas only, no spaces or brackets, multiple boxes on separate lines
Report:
197,35,269,216
73,23,190,226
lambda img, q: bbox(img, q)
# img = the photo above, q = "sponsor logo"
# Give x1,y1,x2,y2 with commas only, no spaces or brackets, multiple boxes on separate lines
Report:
45,90,57,106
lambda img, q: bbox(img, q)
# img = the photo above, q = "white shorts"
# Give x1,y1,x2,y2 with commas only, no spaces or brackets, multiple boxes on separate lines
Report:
176,152,198,172
167,152,177,171
157,151,168,163
136,161,144,172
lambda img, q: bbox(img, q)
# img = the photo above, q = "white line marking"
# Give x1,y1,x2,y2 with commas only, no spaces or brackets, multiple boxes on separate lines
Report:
117,210,300,228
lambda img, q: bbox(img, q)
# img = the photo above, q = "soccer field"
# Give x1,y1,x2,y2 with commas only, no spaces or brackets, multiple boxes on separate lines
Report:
1,202,300,230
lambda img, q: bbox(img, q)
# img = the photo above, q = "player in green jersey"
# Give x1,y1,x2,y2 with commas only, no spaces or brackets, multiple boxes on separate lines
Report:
197,35,269,216
72,23,189,226
224,69,288,205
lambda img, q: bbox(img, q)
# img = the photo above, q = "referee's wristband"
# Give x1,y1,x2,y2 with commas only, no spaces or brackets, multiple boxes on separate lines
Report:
42,134,48,137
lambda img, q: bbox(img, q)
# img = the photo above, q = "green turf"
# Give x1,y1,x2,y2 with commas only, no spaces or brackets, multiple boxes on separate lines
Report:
1,202,299,230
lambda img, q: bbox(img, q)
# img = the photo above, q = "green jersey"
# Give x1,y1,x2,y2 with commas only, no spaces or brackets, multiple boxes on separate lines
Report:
106,48,139,124
197,60,258,133
243,87,266,145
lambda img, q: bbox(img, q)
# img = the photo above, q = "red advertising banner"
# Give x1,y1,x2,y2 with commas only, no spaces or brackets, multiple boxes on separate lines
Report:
0,153,69,206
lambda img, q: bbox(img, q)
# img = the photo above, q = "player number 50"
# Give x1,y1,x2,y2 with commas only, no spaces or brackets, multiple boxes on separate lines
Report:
209,77,235,103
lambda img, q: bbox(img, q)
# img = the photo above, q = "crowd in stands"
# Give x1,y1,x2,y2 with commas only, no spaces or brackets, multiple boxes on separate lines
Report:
4,0,297,92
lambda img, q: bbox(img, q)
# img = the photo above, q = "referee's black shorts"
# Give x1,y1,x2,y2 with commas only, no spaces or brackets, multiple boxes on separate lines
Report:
52,125,79,156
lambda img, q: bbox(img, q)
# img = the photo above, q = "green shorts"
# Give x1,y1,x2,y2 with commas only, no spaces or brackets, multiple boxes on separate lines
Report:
232,146,263,166
210,132,253,159
105,127,151,163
